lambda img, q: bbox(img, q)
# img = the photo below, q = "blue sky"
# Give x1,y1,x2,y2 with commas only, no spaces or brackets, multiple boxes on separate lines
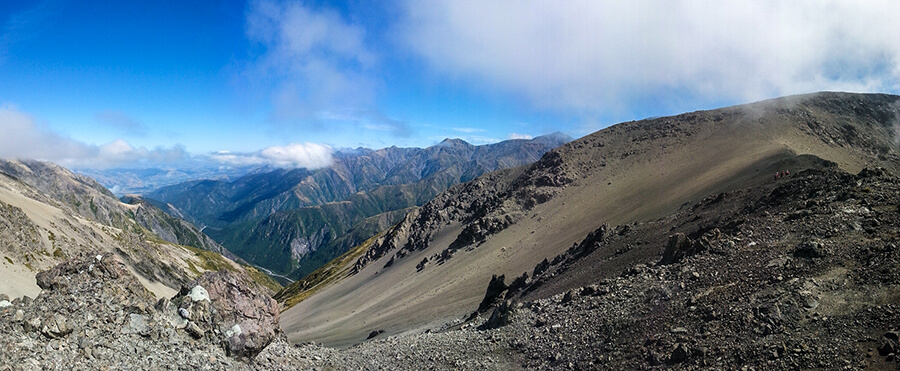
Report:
1,0,899,169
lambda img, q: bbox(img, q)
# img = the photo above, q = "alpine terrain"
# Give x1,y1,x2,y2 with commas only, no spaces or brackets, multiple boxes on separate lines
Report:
1,92,899,370
274,92,900,368
148,134,570,282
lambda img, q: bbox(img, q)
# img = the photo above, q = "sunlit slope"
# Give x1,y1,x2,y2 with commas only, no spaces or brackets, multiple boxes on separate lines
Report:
281,92,900,347
0,159,280,299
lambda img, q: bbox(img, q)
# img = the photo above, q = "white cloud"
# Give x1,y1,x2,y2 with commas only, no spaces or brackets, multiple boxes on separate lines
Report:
399,0,900,116
245,0,376,121
0,104,187,169
0,104,94,161
508,133,532,140
211,142,333,169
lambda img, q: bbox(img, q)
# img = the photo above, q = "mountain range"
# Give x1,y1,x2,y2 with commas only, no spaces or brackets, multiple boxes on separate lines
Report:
2,92,899,369
148,133,571,281
277,92,900,349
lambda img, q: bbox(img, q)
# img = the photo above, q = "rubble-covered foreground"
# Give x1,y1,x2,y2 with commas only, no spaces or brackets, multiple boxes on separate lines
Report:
0,251,513,370
2,166,900,370
490,166,900,369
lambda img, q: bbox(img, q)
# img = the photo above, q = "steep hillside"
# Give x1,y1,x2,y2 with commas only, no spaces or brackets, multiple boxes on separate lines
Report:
120,194,241,262
0,159,279,300
4,163,898,371
150,134,570,279
280,92,900,347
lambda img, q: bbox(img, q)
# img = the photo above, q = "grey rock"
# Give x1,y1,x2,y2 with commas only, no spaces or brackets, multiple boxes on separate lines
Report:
122,313,150,336
41,313,72,339
480,300,513,330
660,233,703,265
185,321,204,339
561,289,576,304
670,327,688,334
803,297,819,310
477,275,508,313
24,317,41,333
188,285,210,302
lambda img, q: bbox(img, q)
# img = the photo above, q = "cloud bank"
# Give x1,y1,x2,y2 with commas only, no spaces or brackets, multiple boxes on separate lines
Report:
0,104,187,169
211,143,333,169
1,104,334,170
399,0,900,116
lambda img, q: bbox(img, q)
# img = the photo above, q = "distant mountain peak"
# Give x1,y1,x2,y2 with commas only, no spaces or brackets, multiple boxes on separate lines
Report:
533,132,574,142
437,138,472,148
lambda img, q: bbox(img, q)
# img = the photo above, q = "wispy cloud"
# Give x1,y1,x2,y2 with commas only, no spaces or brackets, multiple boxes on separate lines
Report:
95,110,147,136
399,0,900,116
319,109,411,138
211,143,333,169
508,133,532,140
452,127,485,133
244,0,376,122
0,1,64,65
0,104,187,169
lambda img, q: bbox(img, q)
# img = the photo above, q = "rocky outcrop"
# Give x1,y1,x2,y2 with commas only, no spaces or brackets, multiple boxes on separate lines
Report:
659,228,721,265
183,270,280,358
35,252,156,306
0,201,44,261
0,253,288,369
476,275,509,313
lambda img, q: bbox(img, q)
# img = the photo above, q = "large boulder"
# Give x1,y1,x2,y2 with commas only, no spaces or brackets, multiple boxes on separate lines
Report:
178,270,280,358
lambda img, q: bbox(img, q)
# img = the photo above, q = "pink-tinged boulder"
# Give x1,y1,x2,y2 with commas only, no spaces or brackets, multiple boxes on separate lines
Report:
188,270,280,358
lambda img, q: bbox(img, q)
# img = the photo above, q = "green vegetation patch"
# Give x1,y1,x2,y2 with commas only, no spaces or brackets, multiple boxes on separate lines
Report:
242,265,283,293
182,245,236,273
181,244,282,292
275,232,381,309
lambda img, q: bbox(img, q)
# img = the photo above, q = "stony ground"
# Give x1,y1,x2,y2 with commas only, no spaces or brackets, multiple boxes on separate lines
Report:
495,165,900,370
2,165,899,370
